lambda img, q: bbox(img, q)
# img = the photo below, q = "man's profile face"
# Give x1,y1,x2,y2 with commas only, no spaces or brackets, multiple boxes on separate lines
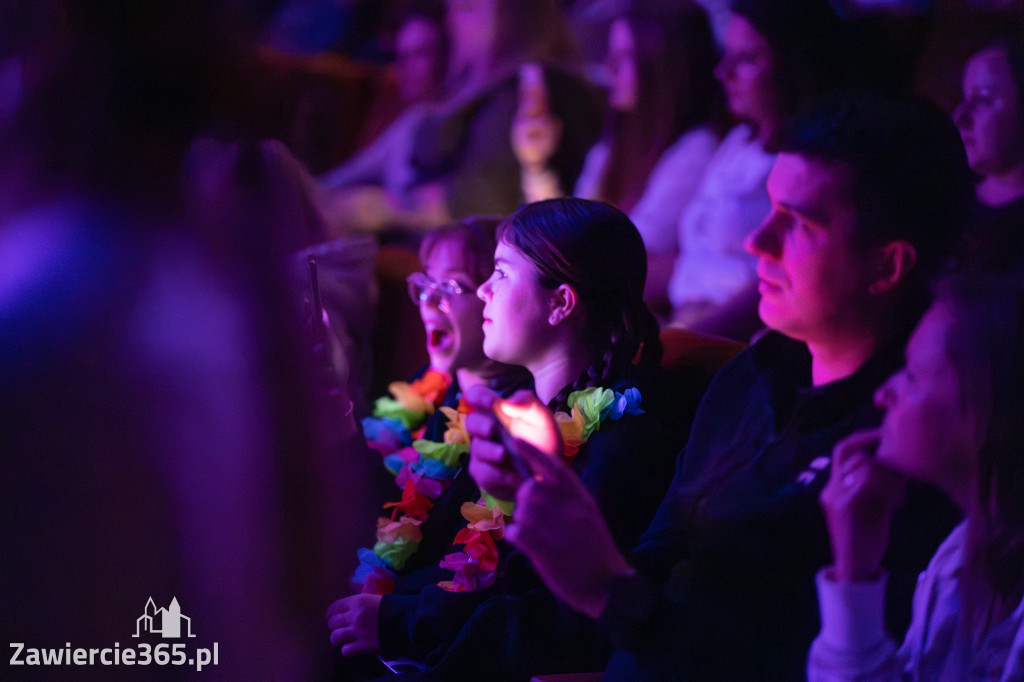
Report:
744,152,875,344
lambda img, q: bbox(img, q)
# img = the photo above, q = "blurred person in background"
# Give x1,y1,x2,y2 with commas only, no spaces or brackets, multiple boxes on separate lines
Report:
0,0,366,677
512,1,728,318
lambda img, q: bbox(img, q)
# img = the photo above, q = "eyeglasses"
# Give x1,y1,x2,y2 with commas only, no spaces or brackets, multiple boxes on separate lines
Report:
406,272,472,313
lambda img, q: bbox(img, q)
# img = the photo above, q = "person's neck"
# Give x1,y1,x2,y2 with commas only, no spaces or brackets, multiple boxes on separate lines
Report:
977,164,1024,207
754,114,784,148
529,348,590,406
455,360,514,393
806,330,880,387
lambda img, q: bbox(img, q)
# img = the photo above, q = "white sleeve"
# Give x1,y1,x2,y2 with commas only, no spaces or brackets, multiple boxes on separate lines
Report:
807,568,902,682
630,129,718,255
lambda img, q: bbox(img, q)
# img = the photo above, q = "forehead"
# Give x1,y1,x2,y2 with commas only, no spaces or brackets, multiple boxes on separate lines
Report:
906,304,955,370
767,152,856,223
423,239,472,275
397,18,441,52
609,18,633,50
964,46,1015,90
724,14,770,52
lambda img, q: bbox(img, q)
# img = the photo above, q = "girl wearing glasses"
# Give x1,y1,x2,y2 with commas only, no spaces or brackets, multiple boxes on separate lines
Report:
328,198,689,679
334,216,528,677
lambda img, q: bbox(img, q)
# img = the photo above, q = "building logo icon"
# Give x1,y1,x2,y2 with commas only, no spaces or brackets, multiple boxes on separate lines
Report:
133,598,196,638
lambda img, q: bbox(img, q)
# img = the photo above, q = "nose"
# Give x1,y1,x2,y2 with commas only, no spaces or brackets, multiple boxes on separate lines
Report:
713,56,729,83
874,373,897,409
744,212,783,259
952,99,971,131
476,276,493,302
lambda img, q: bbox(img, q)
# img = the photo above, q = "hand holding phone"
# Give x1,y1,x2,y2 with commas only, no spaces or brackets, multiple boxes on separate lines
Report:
493,396,562,479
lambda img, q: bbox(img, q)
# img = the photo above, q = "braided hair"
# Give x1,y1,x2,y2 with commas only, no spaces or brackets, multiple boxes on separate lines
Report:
496,198,662,410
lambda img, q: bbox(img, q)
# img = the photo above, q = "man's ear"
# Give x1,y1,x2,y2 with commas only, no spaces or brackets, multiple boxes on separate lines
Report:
548,283,579,325
869,240,917,295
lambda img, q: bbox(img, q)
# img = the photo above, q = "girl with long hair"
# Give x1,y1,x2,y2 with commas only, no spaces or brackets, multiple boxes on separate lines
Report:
513,1,727,315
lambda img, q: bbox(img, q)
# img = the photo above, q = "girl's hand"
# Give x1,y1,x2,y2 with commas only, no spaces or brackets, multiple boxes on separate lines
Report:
504,435,631,618
326,594,382,656
466,386,559,499
819,429,907,582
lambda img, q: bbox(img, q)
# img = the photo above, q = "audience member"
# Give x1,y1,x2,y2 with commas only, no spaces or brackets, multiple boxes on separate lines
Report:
0,1,355,677
354,216,529,582
328,198,687,679
319,3,450,236
469,91,972,680
667,0,848,338
954,34,1024,268
512,2,727,317
408,0,602,221
808,272,1024,681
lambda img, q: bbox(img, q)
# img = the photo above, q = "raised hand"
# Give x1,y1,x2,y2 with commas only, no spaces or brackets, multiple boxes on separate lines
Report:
819,429,907,582
465,385,559,499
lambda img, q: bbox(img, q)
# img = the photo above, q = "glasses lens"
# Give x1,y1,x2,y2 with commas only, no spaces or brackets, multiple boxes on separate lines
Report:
406,274,466,310
406,272,430,306
437,279,464,298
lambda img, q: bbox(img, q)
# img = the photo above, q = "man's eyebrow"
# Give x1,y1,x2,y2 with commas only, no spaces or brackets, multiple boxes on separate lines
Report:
776,200,830,226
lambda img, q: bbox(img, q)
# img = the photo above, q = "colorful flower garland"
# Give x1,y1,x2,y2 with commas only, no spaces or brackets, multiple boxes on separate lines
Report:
437,385,644,592
354,368,475,595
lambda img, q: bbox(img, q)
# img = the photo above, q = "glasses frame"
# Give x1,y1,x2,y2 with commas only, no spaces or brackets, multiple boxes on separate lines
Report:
406,272,471,314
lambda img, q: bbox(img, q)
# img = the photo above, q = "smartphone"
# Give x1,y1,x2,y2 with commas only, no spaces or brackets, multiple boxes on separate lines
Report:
492,398,560,479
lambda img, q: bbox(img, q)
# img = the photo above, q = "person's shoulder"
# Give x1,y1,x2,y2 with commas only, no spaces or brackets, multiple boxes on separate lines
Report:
663,126,720,159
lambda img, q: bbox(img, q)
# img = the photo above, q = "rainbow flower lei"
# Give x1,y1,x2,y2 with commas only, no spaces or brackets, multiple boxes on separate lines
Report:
355,368,475,595
437,385,644,592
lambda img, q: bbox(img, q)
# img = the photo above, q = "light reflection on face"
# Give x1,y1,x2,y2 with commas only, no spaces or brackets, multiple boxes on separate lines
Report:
395,17,443,103
714,15,778,128
476,239,555,370
954,46,1024,178
420,240,488,375
605,19,637,112
744,153,870,345
874,304,979,495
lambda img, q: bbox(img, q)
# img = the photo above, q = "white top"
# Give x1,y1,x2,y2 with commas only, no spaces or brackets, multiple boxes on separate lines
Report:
668,124,775,310
809,522,1024,681
573,126,720,255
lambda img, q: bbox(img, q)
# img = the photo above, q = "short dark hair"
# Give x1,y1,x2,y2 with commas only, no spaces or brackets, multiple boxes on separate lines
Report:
779,91,974,290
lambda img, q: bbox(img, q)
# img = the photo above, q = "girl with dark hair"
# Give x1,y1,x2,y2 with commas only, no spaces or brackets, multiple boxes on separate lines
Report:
513,2,727,315
809,273,1024,680
350,215,529,583
954,34,1024,269
327,198,684,679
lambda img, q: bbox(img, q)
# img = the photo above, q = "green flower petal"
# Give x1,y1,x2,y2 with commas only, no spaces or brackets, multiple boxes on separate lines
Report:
412,439,468,467
374,537,420,571
568,387,615,439
373,396,424,431
480,491,515,517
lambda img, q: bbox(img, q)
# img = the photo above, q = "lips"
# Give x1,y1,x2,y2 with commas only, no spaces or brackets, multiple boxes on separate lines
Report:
425,324,453,351
756,264,784,293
